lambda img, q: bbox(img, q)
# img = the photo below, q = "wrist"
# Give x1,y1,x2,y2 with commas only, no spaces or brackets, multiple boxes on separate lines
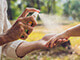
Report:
33,41,41,50
36,40,48,49
65,30,72,38
3,33,12,43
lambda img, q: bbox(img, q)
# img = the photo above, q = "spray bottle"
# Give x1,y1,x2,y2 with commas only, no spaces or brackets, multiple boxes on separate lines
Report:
21,12,39,38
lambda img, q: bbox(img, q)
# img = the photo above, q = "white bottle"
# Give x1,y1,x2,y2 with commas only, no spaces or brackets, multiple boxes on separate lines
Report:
32,12,39,23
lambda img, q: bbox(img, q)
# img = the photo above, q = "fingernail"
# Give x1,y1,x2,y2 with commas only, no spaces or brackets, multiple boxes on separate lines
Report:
36,10,40,13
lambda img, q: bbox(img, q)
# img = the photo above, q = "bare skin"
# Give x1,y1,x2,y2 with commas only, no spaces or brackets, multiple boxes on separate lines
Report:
0,8,40,45
16,34,67,58
46,24,80,48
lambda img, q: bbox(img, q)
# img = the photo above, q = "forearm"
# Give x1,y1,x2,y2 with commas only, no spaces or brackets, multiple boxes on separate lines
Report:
16,40,46,58
65,24,80,37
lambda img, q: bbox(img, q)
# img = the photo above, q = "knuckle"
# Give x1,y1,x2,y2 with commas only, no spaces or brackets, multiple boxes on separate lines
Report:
16,19,22,23
26,35,28,38
17,18,22,21
28,16,34,20
28,16,37,26
28,16,35,20
18,22,22,25
33,23,37,27
34,22,37,25
26,16,30,20
35,22,37,25
25,35,28,39
20,28,24,32
28,27,33,31
18,22,23,25
30,27,33,30
25,8,28,11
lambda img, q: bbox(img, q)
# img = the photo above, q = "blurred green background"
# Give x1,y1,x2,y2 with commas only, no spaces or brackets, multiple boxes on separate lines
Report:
7,0,80,21
5,0,80,60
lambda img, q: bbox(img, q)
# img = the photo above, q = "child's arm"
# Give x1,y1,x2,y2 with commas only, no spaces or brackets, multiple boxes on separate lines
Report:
46,24,80,48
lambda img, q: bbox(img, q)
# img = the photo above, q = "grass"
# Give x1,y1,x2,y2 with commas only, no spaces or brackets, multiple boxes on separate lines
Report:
6,21,80,60
26,31,45,42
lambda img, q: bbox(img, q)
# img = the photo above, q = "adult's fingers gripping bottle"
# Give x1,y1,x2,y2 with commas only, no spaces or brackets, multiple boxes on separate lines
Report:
21,12,39,39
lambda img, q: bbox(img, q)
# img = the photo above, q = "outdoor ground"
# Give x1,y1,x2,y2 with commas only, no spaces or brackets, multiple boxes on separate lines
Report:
6,21,80,60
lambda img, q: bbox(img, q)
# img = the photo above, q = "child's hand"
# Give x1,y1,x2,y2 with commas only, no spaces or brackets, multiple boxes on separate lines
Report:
45,32,70,48
38,34,68,49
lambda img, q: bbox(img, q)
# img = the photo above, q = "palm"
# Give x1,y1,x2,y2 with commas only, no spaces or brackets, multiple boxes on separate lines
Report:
39,34,68,48
38,34,56,49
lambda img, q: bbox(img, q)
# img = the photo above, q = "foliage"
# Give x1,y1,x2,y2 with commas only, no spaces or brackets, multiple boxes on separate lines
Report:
6,22,80,60
7,0,80,21
7,0,22,20
26,31,45,42
63,0,80,21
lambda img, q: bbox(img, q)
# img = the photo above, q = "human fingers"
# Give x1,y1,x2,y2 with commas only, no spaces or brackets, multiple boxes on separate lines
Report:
55,39,64,46
25,8,40,13
45,37,55,48
17,16,37,27
62,38,68,43
23,25,33,35
50,38,57,48
19,8,40,17
23,16,37,27
20,32,28,40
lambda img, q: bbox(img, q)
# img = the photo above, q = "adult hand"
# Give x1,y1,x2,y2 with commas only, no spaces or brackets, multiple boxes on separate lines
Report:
5,8,40,42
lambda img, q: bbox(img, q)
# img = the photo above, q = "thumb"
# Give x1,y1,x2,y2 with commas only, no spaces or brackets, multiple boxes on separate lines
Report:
50,37,57,48
45,37,56,48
